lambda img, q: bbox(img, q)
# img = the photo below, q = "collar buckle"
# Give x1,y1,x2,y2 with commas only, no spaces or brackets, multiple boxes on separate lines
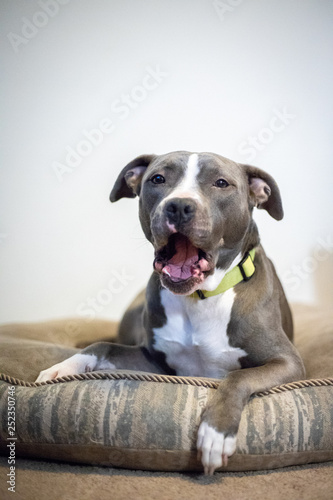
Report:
192,248,256,300
238,251,254,282
196,289,206,300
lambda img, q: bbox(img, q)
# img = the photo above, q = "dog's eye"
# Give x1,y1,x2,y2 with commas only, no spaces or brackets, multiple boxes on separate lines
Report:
214,179,229,188
151,174,165,184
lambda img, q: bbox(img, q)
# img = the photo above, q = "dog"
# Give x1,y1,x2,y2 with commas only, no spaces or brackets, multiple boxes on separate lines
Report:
36,151,305,475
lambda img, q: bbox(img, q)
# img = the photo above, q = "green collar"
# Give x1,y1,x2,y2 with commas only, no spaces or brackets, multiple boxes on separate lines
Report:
190,249,256,300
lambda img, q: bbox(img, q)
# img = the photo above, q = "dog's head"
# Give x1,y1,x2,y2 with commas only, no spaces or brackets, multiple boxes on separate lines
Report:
110,151,283,295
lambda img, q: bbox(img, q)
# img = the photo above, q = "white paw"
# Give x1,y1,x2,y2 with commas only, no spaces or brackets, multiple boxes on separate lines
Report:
197,421,237,475
35,353,98,382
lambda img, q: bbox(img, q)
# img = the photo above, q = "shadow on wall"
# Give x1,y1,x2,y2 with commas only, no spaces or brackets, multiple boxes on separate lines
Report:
314,251,333,310
282,236,333,309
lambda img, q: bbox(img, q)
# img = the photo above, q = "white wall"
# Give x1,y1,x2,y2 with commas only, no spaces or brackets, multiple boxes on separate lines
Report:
1,0,332,323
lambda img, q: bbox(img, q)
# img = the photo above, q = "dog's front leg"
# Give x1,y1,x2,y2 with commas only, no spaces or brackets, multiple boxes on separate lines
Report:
36,342,165,382
197,354,305,475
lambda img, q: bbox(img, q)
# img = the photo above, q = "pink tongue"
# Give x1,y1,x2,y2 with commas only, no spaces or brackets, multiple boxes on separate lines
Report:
163,236,199,280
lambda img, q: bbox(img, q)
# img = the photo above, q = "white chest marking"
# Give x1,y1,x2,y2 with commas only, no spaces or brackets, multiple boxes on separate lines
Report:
153,288,247,378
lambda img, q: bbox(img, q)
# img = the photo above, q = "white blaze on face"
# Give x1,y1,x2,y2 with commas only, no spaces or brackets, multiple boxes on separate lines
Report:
162,153,202,205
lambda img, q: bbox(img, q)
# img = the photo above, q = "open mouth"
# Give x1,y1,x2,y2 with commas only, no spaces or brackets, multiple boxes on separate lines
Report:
153,233,211,292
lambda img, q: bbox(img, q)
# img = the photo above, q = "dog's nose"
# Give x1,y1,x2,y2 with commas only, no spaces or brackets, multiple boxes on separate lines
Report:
165,198,196,225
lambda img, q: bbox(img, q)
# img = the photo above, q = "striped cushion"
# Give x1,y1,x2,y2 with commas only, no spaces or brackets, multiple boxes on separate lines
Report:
0,369,332,472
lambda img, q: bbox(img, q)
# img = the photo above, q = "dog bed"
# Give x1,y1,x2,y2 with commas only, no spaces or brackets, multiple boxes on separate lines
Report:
0,305,332,472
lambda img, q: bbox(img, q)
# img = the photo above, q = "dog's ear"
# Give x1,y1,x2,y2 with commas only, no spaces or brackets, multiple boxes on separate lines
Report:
242,165,284,220
110,154,156,202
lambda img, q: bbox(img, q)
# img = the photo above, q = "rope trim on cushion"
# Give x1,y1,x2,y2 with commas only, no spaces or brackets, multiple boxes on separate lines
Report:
0,371,332,397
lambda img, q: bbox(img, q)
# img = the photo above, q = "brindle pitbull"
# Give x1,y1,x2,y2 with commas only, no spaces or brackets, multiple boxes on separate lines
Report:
36,151,305,475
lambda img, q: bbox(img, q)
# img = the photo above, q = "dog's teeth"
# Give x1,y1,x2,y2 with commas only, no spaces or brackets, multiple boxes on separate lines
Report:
163,268,171,277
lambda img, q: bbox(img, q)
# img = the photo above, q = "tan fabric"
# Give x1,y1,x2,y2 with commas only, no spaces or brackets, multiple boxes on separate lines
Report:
0,317,118,347
0,305,332,473
292,304,333,378
0,457,332,500
0,318,118,380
